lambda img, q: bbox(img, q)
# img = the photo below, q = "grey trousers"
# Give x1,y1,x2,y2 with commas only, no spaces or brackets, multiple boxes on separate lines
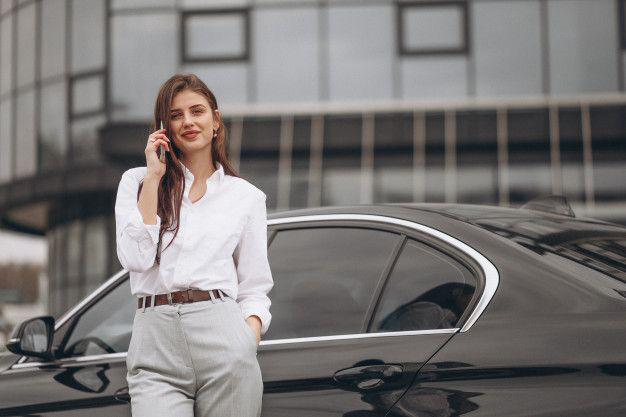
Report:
126,293,263,417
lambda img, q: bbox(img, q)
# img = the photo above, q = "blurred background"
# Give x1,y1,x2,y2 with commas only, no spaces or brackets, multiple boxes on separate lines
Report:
0,0,625,348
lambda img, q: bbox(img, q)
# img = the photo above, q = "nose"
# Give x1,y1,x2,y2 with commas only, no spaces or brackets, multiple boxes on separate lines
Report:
182,112,194,127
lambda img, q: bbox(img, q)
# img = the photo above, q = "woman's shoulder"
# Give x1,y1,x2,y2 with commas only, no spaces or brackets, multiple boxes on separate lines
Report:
226,175,266,201
120,166,148,184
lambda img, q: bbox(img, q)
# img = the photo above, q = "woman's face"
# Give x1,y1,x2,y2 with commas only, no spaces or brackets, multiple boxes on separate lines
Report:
169,89,219,157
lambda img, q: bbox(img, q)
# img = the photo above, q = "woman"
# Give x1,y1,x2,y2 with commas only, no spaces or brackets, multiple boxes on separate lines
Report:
115,73,273,417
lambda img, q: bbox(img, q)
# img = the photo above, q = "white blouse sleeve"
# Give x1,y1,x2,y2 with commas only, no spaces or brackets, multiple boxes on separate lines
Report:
115,169,162,273
233,192,274,335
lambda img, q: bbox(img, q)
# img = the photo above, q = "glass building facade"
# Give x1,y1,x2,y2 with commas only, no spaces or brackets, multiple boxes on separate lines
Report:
0,0,625,317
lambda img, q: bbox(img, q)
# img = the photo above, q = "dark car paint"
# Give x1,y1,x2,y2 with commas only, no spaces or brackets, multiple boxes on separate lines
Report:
268,204,626,416
385,205,626,416
259,332,454,416
0,357,131,416
390,312,626,417
0,203,624,416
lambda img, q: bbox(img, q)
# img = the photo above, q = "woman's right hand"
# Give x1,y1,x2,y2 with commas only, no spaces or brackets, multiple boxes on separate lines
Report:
145,128,171,179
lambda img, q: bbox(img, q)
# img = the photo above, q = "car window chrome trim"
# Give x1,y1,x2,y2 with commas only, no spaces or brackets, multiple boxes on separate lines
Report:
9,328,459,370
267,213,499,333
259,328,459,345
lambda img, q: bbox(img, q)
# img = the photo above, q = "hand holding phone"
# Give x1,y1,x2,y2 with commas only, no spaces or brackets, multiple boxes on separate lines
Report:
144,122,169,180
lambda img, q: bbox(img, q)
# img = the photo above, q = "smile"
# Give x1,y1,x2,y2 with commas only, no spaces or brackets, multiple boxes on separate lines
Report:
182,131,200,139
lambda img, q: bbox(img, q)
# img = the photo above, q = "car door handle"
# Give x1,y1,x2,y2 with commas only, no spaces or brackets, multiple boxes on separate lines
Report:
114,386,130,403
333,364,404,390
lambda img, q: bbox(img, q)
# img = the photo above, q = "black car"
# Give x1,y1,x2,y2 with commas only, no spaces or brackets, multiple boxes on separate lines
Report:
2,201,626,416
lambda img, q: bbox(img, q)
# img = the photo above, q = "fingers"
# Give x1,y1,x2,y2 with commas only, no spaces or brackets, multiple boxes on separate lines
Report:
147,138,170,153
152,132,170,141
153,128,168,139
145,129,172,165
149,132,170,143
147,128,171,151
153,138,170,152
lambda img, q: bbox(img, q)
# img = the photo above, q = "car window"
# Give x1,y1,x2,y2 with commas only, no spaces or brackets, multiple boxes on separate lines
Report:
370,238,476,332
60,279,135,358
265,227,400,340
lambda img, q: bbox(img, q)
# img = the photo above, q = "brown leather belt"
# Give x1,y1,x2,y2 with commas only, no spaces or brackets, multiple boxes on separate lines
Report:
137,289,226,309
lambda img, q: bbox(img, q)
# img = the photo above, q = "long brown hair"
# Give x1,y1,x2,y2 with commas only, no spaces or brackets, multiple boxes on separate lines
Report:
137,73,240,265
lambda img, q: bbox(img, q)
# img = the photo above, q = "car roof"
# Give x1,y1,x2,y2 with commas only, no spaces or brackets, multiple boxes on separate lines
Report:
267,202,619,230
268,202,626,284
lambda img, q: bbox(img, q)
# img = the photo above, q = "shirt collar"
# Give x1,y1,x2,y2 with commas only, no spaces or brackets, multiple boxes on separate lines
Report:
179,160,224,185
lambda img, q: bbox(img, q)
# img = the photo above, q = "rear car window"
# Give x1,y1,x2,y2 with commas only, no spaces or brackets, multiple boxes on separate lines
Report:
474,217,626,283
370,238,476,332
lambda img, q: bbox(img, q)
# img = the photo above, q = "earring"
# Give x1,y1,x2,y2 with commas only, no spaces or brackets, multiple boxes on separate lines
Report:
213,130,218,138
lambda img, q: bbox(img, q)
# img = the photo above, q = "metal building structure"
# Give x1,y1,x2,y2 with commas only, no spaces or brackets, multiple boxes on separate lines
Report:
0,0,624,317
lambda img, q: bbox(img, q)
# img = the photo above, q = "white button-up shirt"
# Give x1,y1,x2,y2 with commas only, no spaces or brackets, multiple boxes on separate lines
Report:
115,161,274,335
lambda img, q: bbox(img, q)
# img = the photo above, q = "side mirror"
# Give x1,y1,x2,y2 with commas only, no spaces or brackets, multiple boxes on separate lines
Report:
6,316,55,361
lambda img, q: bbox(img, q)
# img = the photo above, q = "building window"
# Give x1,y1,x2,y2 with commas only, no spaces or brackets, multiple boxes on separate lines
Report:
41,0,67,80
0,10,14,96
16,1,36,89
70,71,105,118
71,0,106,73
619,0,626,49
181,8,250,63
397,1,469,56
40,80,68,171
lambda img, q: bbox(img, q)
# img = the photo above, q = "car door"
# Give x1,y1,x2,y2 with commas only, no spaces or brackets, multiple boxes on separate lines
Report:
259,218,478,416
0,276,133,416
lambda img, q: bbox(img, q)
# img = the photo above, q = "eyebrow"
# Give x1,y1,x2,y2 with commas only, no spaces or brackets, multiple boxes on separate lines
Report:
170,104,206,112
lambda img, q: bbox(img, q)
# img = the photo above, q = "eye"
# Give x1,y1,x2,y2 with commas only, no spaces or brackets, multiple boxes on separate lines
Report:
193,109,204,115
171,113,181,119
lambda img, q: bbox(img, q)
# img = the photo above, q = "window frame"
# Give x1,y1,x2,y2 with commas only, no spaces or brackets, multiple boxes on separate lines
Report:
366,234,480,333
397,0,470,57
69,70,106,119
180,7,251,64
268,215,489,338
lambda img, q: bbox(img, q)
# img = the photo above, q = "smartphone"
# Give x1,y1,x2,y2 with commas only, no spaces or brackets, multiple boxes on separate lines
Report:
159,120,165,163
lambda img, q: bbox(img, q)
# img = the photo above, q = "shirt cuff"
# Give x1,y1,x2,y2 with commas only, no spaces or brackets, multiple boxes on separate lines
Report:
240,303,272,336
124,205,161,246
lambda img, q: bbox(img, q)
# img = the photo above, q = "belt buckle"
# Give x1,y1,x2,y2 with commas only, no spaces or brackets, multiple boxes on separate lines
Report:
167,292,173,305
186,288,193,303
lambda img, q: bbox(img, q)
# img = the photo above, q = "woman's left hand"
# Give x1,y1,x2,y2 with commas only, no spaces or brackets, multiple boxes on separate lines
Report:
245,315,262,345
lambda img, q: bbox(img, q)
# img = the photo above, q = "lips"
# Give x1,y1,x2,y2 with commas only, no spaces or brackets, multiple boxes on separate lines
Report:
182,130,200,139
